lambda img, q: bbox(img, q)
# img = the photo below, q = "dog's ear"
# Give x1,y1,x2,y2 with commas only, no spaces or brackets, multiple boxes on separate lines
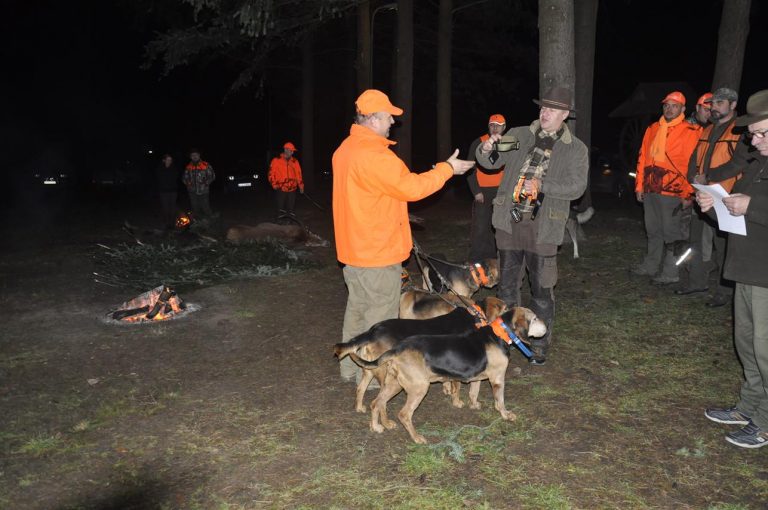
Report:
484,297,507,322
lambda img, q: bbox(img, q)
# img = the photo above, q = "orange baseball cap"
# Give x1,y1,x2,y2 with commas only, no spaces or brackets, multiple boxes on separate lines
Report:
355,89,403,116
488,114,506,125
283,142,297,151
697,92,713,108
661,91,686,105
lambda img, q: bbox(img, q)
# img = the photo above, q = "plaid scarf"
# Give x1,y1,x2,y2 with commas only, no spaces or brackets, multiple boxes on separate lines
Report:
513,127,562,212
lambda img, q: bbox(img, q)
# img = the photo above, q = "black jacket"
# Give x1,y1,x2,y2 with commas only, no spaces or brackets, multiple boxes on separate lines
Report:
155,163,179,193
710,144,768,287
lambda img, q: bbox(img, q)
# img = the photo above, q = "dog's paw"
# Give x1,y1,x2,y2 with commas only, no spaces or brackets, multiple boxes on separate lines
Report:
412,434,428,444
356,404,367,414
500,410,517,421
382,418,397,430
469,401,481,410
451,397,465,409
371,422,385,434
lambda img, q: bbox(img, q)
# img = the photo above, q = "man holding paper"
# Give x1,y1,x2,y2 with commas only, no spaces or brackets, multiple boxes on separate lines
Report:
697,89,768,449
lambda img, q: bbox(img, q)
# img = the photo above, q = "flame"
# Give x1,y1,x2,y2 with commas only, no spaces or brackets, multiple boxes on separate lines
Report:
111,285,186,323
175,213,192,229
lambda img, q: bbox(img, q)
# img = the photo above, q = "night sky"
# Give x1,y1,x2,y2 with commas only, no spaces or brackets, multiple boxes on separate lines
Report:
2,0,766,195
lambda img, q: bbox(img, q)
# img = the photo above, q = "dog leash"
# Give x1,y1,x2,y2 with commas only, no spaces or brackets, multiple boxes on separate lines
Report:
411,238,475,311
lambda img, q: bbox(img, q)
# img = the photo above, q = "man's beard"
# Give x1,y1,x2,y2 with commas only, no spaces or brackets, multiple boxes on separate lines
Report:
710,110,723,122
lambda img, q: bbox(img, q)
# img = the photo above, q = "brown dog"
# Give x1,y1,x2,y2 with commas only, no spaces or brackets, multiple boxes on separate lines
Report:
351,307,546,444
334,297,508,413
412,257,499,299
398,290,473,320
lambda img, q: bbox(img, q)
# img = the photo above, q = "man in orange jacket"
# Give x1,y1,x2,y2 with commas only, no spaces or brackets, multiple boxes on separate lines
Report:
631,91,701,284
268,142,304,220
332,89,474,384
466,113,506,261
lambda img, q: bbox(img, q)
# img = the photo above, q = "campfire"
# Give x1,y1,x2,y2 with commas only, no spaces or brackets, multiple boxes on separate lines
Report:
108,285,192,323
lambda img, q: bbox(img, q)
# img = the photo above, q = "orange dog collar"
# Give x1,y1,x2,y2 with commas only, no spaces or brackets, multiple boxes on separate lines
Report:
470,263,488,286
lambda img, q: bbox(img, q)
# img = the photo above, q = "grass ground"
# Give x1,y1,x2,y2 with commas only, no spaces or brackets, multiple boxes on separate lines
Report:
0,192,765,509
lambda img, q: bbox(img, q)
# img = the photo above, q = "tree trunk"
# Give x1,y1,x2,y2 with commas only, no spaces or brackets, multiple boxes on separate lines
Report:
573,0,598,210
538,0,575,97
394,0,413,168
356,1,371,93
436,0,452,161
711,0,751,93
301,29,315,190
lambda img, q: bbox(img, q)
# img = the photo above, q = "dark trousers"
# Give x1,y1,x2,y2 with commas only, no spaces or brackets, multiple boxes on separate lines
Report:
188,192,212,218
276,190,297,215
159,191,177,226
498,249,556,354
469,187,498,262
687,209,732,296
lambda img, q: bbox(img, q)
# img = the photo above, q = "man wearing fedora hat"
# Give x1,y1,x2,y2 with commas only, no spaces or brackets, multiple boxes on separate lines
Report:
476,86,588,365
332,89,474,384
631,91,701,285
697,89,768,449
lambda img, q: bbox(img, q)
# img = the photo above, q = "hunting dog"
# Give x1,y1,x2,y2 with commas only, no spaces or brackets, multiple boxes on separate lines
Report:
417,256,499,298
351,307,546,444
334,297,508,413
399,290,473,320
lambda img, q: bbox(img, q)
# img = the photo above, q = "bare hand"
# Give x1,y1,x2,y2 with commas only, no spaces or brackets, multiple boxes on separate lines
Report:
474,193,484,203
636,191,644,203
695,190,714,212
723,193,750,216
480,134,502,153
446,149,475,175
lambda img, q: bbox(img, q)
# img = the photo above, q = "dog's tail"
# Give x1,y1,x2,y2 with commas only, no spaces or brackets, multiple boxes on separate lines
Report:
348,351,393,369
333,330,377,360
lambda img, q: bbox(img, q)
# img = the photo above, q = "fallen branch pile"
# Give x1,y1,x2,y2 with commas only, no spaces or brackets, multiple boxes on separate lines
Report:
93,239,317,290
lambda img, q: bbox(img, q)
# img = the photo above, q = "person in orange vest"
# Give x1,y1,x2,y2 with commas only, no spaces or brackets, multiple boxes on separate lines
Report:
631,91,701,284
687,92,713,127
466,114,506,261
268,142,303,220
332,89,474,384
676,87,741,306
182,148,215,219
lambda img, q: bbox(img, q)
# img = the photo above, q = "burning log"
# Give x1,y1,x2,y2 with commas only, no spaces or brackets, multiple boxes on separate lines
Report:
109,285,187,323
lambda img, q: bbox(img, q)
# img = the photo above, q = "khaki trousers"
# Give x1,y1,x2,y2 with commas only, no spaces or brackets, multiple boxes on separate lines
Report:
339,264,402,382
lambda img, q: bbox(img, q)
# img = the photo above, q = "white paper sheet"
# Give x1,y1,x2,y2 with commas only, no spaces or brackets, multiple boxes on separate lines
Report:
692,183,747,236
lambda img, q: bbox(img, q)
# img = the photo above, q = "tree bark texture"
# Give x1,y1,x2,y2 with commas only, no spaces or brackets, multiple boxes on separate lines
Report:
394,0,413,168
301,29,315,189
436,0,452,161
711,0,751,93
538,0,575,98
356,1,371,93
573,0,598,209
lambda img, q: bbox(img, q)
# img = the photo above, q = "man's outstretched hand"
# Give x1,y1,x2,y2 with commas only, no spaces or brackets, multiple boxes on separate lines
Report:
446,149,474,175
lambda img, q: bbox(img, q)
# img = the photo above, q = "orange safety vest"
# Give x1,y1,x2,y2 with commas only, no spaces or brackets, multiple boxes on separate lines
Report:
635,116,701,198
332,124,453,267
269,156,303,192
694,118,742,192
475,134,505,187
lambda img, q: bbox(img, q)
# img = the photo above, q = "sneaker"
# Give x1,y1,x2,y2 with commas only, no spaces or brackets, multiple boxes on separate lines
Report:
725,422,768,449
629,266,655,276
528,356,547,366
706,294,731,308
705,406,751,425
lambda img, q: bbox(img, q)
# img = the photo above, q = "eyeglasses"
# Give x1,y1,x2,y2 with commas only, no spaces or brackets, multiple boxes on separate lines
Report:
747,129,768,139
